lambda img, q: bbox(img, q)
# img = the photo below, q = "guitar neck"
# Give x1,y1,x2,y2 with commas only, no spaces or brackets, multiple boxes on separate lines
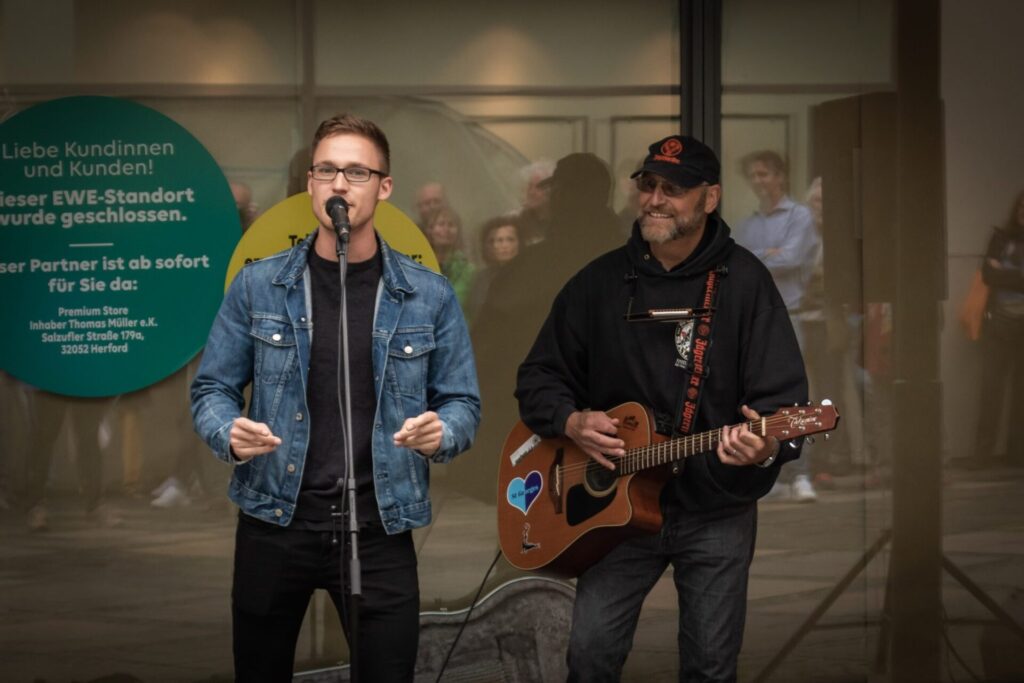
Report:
612,404,837,477
615,422,750,476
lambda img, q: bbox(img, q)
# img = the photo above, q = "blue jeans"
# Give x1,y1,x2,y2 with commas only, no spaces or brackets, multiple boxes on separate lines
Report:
567,500,757,683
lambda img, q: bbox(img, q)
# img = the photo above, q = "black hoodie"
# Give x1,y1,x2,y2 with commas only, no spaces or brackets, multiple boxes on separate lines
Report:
515,214,807,511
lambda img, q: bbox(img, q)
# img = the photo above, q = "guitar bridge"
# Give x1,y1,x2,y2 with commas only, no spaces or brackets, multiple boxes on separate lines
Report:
550,448,563,514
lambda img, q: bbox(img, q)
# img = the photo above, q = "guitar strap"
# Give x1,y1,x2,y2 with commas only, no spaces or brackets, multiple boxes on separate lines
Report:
674,265,727,439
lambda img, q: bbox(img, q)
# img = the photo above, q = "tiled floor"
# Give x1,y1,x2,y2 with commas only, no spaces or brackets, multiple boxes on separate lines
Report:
1,465,1022,682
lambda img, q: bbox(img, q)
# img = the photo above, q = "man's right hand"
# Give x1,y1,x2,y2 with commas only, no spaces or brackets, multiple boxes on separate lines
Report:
229,417,282,461
565,410,625,470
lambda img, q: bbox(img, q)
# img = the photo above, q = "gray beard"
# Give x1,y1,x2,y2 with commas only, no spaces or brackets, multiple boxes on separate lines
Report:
640,212,706,245
640,221,683,245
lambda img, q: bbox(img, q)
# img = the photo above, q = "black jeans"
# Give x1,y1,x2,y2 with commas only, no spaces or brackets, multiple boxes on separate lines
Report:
567,501,757,683
232,513,419,682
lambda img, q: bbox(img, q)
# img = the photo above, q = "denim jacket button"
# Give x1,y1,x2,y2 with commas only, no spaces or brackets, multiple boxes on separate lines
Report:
274,509,283,517
272,333,282,341
404,345,413,354
287,464,296,473
295,412,304,421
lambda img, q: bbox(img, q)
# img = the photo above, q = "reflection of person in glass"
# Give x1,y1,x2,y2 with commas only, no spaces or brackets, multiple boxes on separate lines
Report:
413,180,446,232
23,391,119,530
733,150,819,502
734,151,820,335
516,159,554,245
423,205,475,309
969,189,1024,468
515,135,807,682
461,153,621,503
230,180,257,232
465,215,521,325
481,217,520,266
190,114,481,682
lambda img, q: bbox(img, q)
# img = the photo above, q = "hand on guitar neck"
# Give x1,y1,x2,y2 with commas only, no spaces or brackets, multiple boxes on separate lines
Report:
717,404,778,467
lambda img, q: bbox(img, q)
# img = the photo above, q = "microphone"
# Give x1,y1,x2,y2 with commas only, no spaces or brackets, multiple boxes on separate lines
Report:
325,196,351,242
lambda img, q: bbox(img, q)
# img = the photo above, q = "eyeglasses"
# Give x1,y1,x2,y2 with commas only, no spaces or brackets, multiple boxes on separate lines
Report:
635,175,705,198
309,165,387,183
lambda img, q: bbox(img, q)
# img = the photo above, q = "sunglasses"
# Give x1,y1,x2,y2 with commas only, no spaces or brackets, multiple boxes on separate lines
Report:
635,175,706,198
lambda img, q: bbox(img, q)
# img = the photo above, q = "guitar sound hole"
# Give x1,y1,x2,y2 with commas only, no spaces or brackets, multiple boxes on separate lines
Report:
566,484,615,526
584,463,617,496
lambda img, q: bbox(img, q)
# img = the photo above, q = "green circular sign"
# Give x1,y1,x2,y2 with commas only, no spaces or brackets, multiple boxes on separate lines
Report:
0,96,239,397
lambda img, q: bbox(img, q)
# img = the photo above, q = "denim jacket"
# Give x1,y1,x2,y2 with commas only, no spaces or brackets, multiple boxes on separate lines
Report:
191,232,480,534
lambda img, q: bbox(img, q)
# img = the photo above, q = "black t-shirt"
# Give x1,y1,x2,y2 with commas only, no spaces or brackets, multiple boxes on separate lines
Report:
294,247,381,530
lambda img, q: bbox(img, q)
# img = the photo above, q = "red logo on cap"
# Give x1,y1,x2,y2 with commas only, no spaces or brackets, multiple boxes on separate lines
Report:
661,138,683,157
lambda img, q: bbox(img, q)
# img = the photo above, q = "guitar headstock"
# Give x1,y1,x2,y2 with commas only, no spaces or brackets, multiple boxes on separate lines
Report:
764,401,840,441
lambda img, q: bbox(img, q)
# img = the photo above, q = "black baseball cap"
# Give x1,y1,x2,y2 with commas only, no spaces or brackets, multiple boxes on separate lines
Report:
630,135,721,187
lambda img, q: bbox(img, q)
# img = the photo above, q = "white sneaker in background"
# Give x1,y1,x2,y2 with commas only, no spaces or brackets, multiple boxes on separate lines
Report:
150,476,179,498
151,481,192,508
792,474,818,503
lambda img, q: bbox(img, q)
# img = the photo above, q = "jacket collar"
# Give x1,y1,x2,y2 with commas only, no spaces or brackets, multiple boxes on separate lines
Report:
272,232,315,287
378,237,415,294
272,229,415,294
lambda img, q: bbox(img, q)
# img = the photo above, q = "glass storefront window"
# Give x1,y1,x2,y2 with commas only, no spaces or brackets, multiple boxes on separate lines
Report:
1,1,681,679
5,1,1020,680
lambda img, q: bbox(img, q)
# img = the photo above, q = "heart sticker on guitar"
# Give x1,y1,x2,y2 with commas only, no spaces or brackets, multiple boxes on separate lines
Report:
506,470,543,515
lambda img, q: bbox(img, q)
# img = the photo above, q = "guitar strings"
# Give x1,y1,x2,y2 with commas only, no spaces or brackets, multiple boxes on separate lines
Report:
554,413,826,479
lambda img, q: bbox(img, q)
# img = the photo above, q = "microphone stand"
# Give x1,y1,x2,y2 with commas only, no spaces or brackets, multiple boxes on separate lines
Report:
333,224,361,682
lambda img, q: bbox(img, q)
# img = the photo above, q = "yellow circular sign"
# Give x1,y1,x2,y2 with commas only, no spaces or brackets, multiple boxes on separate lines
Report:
225,194,439,289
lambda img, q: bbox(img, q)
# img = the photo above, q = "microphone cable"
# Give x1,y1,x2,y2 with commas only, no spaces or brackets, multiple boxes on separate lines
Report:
434,548,503,683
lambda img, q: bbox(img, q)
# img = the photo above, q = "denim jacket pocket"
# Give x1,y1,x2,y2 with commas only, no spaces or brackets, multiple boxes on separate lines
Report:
249,315,298,417
386,327,435,399
233,453,267,490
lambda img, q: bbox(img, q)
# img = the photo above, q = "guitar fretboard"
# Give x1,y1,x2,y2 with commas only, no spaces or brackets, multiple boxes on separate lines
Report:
614,420,757,476
561,405,835,481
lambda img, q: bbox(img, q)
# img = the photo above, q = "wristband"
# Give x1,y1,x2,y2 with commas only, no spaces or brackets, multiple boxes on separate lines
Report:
755,439,780,468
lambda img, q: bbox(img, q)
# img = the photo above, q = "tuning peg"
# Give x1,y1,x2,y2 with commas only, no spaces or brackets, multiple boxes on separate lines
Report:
805,436,815,445
821,398,833,406
823,433,831,441
787,440,800,449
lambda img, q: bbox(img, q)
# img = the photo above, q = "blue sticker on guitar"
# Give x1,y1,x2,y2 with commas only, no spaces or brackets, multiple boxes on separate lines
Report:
507,470,543,515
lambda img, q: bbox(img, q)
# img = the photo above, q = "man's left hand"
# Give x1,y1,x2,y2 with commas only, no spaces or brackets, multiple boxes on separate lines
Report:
393,411,443,457
717,404,777,467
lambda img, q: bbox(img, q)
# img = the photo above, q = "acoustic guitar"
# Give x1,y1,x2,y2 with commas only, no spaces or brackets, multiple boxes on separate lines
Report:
497,401,839,578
